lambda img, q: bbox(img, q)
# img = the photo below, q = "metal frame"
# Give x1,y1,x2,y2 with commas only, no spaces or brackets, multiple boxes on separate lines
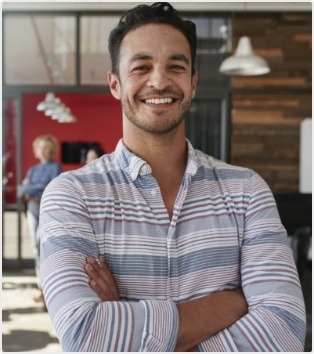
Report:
187,87,231,162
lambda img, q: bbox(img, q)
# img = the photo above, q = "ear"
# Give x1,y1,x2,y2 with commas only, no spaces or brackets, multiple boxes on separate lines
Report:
107,71,121,100
191,71,199,99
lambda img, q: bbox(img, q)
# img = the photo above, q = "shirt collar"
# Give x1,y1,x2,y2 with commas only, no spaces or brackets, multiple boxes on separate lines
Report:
115,139,151,181
185,139,198,177
115,138,198,181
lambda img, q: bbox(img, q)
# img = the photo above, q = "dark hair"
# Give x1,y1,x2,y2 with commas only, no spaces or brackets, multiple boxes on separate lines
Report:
108,2,197,75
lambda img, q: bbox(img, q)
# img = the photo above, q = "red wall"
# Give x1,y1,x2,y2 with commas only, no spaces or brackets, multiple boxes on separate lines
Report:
22,92,122,176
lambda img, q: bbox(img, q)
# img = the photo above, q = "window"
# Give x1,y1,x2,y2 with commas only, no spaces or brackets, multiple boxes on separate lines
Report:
80,16,120,85
4,15,76,85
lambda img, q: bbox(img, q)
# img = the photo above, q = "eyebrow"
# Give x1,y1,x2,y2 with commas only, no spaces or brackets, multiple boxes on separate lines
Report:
128,52,190,65
169,53,190,65
129,53,153,65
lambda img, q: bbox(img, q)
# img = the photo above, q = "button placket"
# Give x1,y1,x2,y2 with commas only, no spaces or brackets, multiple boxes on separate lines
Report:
165,173,192,300
150,189,157,196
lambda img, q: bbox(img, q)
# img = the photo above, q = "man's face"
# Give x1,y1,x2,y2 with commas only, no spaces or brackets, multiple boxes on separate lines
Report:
108,23,198,136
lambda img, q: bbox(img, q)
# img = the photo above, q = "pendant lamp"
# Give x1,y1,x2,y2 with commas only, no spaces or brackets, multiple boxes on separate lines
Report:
36,92,58,112
36,92,77,123
219,36,270,76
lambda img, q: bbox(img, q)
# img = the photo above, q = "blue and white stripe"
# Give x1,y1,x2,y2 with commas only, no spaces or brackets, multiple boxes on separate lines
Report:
40,139,305,351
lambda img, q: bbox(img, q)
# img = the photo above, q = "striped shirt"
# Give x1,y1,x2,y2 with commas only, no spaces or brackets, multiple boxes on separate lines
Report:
39,139,306,352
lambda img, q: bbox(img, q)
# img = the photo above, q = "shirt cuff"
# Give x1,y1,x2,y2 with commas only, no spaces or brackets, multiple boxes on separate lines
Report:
139,300,179,352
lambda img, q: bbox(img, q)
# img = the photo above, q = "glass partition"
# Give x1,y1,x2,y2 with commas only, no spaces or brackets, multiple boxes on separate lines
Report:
80,16,120,85
4,15,76,85
3,13,231,88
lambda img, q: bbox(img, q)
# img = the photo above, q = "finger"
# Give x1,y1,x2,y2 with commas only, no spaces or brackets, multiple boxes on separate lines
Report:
89,279,107,301
88,256,118,291
89,279,119,301
85,262,109,290
85,264,118,300
85,258,120,300
87,257,114,283
98,256,118,288
98,256,119,299
98,255,106,267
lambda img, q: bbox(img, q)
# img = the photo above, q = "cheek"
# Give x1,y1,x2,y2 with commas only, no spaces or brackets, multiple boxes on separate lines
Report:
121,81,140,101
125,72,146,88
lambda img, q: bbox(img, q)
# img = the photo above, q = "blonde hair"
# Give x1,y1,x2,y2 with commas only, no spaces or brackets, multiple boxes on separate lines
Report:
32,135,59,159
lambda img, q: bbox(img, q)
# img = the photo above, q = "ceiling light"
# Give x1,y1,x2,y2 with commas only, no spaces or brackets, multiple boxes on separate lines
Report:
36,92,56,111
219,36,270,76
37,92,77,123
56,108,77,123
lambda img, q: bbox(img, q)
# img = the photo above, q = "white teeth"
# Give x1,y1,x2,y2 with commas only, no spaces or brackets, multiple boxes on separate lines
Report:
145,98,173,104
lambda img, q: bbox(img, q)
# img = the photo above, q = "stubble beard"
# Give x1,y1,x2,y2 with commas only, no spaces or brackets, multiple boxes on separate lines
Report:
121,95,192,136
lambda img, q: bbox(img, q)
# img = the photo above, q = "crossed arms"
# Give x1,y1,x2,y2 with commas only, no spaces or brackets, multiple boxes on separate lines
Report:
40,173,306,352
85,255,248,351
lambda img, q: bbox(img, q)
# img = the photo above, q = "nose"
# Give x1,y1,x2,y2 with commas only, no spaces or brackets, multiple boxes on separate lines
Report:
147,67,172,90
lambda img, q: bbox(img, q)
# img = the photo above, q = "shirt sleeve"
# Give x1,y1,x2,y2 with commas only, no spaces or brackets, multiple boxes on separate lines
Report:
198,171,306,352
39,175,179,352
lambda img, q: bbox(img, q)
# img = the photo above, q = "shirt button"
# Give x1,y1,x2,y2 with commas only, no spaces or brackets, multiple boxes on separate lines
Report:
130,172,137,179
151,189,157,196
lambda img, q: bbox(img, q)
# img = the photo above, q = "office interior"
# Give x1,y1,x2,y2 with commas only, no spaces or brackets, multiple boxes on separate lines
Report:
2,1,312,352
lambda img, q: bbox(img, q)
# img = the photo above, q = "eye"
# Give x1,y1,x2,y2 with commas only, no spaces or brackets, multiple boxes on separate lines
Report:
132,65,150,73
169,64,186,72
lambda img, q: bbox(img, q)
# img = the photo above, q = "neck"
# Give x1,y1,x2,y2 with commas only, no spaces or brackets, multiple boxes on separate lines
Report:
123,120,188,220
39,158,49,164
123,122,187,177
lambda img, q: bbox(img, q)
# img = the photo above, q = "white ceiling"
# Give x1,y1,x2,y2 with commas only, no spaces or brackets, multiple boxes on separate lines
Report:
2,1,312,12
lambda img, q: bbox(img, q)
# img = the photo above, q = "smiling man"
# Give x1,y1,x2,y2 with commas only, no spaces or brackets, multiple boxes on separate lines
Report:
39,3,306,352
110,23,197,139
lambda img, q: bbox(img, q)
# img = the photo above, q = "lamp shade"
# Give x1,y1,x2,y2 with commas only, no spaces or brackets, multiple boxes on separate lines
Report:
36,92,56,111
219,36,270,76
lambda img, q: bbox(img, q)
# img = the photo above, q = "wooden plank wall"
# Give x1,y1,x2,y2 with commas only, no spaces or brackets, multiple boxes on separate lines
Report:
230,12,311,192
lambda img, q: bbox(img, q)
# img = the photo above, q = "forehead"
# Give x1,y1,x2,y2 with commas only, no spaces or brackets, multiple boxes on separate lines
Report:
119,23,191,60
87,150,97,156
36,140,50,148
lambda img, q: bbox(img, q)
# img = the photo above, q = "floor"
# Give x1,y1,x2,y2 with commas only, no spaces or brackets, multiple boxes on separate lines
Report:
2,270,61,352
2,266,312,352
2,211,61,352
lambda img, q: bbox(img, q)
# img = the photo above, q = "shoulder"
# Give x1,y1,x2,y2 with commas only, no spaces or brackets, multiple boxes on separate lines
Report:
47,161,62,169
193,149,269,194
194,149,254,178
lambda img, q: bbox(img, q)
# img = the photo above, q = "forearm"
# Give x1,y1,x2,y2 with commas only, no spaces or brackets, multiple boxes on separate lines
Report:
85,257,248,352
175,288,247,351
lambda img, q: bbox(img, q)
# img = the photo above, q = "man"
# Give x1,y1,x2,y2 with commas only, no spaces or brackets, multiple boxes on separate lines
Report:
39,3,306,352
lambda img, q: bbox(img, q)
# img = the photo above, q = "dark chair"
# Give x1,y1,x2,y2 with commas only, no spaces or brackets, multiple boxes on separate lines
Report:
274,193,312,280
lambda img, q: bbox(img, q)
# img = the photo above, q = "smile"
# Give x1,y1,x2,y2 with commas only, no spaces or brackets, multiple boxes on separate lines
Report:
144,98,173,105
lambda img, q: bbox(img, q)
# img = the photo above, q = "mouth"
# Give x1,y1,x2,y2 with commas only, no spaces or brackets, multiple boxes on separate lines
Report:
141,97,178,106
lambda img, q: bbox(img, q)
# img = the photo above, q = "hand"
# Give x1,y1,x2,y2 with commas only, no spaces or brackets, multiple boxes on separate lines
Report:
85,256,120,301
22,178,30,186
